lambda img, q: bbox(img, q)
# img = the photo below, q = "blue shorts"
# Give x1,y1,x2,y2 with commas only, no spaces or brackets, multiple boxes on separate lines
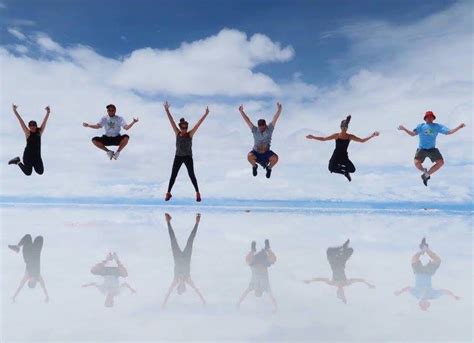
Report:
250,150,276,167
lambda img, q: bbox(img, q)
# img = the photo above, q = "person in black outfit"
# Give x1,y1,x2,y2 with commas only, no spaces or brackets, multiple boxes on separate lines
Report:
8,104,51,175
304,239,375,304
306,115,379,181
163,101,210,202
162,213,206,308
8,234,49,303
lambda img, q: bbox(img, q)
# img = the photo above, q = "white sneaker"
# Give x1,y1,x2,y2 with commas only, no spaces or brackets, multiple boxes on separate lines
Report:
106,151,114,160
113,151,120,160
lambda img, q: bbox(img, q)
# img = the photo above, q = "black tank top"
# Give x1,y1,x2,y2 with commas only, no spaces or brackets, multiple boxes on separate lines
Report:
176,133,192,157
24,130,41,156
334,138,350,156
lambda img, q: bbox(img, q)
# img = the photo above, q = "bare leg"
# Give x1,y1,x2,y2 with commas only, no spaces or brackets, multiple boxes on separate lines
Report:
117,136,129,153
268,154,279,169
92,139,111,152
414,159,425,172
427,159,444,176
247,152,257,167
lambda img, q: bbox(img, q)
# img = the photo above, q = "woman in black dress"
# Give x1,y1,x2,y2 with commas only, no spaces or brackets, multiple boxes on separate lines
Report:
306,115,379,181
8,104,51,175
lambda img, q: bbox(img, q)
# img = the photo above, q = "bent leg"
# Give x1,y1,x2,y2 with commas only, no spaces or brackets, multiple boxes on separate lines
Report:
92,138,110,152
33,159,44,175
414,159,425,173
427,159,444,176
247,152,257,167
268,153,279,169
117,135,129,153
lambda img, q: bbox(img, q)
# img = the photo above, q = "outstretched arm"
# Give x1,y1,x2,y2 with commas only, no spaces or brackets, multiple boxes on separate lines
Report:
348,278,375,288
306,133,339,141
81,282,98,288
189,106,210,137
163,101,179,135
394,286,412,296
237,286,252,308
186,279,206,305
303,277,331,285
121,282,137,294
12,104,30,137
441,289,461,300
124,117,139,130
350,131,379,143
238,105,255,129
38,275,50,303
398,125,417,136
162,279,178,309
39,106,51,134
270,102,282,127
12,274,29,303
447,123,465,135
82,122,102,129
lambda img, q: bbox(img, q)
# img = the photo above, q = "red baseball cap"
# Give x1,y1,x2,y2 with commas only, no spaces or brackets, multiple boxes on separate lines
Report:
424,111,436,120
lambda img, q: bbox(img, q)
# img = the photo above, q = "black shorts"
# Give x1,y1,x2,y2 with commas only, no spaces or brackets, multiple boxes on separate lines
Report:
249,150,276,167
414,148,443,162
412,260,440,275
92,135,129,146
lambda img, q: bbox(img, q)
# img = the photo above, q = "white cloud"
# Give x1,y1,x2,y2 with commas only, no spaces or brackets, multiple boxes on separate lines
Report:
0,2,472,203
7,27,27,41
35,33,65,53
13,44,28,54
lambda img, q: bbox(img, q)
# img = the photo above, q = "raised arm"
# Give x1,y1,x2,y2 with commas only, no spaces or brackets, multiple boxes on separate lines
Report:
303,277,331,285
38,275,50,303
81,282,98,288
441,289,461,300
12,274,29,303
350,131,379,143
270,102,282,127
12,104,30,137
189,106,210,137
394,286,412,296
348,278,375,288
238,105,255,129
306,133,339,141
164,101,179,135
123,117,139,130
162,279,179,309
186,279,206,305
447,123,466,135
39,106,51,134
398,125,417,136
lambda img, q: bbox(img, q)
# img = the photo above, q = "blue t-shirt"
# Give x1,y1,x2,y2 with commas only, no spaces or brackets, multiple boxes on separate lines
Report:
410,273,444,300
413,123,449,149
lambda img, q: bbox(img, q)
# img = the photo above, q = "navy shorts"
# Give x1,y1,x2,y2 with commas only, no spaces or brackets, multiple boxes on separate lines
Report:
250,150,276,167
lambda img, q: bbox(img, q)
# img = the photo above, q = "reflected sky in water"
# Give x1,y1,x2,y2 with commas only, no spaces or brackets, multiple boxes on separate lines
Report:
1,205,472,341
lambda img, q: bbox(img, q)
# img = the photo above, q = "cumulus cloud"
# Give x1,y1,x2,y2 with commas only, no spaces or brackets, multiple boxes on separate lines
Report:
0,2,472,203
7,27,27,41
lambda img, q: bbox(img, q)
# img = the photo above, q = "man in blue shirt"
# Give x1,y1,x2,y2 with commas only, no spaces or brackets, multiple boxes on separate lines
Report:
394,238,460,311
398,111,465,186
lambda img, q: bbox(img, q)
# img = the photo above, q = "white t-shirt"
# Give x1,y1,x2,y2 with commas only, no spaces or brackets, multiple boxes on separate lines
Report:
99,115,126,137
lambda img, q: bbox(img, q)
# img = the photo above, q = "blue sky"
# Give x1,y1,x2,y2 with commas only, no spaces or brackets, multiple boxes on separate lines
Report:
0,0,460,85
0,0,472,203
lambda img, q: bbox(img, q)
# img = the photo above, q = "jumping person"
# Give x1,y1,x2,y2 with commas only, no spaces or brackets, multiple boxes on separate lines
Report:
304,239,375,304
398,111,465,186
306,115,379,182
82,104,139,160
163,101,209,202
82,252,136,308
237,239,278,312
162,213,206,308
238,103,282,178
394,238,460,311
8,234,49,303
8,104,51,175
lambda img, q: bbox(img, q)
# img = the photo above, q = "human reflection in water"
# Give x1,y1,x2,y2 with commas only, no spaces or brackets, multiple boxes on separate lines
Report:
304,239,375,304
394,238,460,311
82,252,136,308
162,213,206,308
237,239,278,312
8,234,49,303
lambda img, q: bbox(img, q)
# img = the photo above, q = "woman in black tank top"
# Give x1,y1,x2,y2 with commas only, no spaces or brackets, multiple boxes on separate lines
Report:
8,104,51,176
163,101,210,202
306,115,379,181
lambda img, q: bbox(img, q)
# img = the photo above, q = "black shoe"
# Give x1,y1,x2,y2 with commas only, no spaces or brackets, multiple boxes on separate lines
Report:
251,241,256,253
342,239,350,249
421,173,430,186
8,245,20,253
8,157,20,165
344,172,351,182
252,165,258,177
264,239,270,250
266,167,272,179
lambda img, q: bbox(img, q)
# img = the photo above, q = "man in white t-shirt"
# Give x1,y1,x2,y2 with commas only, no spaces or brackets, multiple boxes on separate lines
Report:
83,104,139,160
